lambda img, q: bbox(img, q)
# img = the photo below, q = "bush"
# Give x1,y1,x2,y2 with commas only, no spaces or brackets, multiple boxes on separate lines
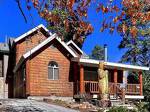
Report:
108,106,136,112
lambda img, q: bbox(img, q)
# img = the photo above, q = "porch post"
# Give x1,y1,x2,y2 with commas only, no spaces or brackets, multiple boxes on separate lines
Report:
139,71,143,96
122,70,128,103
114,69,118,93
80,65,84,94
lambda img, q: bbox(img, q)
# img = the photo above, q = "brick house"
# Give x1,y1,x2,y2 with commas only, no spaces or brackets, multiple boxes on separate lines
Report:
6,24,149,101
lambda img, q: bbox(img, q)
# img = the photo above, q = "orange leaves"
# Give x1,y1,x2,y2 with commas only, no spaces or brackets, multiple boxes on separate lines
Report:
67,0,75,10
32,0,39,8
112,6,119,12
102,6,109,13
122,24,127,34
113,16,119,23
96,4,119,14
130,26,138,38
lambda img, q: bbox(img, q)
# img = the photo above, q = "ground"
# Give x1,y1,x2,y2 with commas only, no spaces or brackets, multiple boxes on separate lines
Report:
0,99,79,112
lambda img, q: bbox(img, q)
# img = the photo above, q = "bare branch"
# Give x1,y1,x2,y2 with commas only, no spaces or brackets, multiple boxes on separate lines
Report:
15,0,27,23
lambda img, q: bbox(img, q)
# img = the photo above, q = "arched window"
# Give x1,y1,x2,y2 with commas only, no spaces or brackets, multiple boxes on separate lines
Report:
48,61,59,80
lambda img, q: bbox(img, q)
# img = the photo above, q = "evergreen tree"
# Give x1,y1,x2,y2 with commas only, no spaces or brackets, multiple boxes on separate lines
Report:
90,45,104,60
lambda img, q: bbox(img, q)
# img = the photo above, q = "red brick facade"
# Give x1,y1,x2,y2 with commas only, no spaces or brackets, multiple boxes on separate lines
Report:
16,31,47,64
26,44,73,96
14,31,74,97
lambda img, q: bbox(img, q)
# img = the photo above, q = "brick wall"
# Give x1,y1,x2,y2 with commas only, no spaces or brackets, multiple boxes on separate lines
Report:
16,31,47,64
27,42,73,97
15,31,74,97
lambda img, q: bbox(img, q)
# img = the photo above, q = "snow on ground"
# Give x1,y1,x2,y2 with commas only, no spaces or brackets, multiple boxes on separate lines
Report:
0,99,79,112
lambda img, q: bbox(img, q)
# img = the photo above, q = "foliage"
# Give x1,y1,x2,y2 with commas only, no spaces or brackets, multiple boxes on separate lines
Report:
143,71,150,102
118,22,150,102
24,0,93,47
90,45,104,60
107,106,136,112
15,0,149,47
134,102,149,112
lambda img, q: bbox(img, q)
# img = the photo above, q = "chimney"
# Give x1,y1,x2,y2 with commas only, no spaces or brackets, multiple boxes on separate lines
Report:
104,44,108,62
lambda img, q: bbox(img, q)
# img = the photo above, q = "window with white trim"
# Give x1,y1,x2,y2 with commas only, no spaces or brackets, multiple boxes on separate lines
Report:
48,61,59,80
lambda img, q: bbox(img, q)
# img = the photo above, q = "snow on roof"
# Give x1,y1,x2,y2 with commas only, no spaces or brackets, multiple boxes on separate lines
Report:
14,24,51,43
72,58,149,71
66,40,83,54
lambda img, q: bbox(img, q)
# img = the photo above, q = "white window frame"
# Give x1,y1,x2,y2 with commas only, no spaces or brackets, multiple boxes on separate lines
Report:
48,64,59,80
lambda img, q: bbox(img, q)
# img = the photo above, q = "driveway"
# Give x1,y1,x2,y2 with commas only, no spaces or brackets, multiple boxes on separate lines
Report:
0,99,79,112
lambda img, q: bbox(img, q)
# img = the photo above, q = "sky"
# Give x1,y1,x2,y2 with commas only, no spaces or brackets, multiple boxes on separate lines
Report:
0,0,126,62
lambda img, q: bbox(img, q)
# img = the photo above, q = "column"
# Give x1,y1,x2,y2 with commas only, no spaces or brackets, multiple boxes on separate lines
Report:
114,69,118,83
80,65,84,94
114,69,118,93
139,71,143,96
122,70,128,103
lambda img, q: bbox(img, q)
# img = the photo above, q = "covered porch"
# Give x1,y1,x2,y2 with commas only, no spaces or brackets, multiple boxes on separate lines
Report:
73,58,149,100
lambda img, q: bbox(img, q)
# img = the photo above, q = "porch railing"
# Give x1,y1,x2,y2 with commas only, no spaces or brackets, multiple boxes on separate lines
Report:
126,84,140,95
82,81,140,95
84,81,99,93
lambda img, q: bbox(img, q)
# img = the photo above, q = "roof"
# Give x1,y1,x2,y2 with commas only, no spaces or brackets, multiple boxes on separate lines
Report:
14,24,51,43
67,40,83,54
14,33,78,72
72,58,149,71
0,43,9,53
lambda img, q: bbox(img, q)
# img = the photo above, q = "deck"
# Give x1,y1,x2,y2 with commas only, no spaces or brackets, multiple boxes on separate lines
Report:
80,81,141,95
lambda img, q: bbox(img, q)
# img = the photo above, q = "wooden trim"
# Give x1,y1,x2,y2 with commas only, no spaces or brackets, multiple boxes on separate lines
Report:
80,65,84,94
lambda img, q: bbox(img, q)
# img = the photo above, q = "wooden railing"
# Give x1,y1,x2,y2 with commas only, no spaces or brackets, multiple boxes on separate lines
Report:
126,84,140,95
83,81,140,95
84,81,99,93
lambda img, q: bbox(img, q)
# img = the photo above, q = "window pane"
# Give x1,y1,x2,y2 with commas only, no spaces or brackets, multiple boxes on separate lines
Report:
48,67,53,79
54,68,59,79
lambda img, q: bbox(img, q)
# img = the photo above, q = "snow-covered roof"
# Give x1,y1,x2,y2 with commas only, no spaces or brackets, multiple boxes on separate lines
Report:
67,40,83,54
72,58,149,71
14,24,51,43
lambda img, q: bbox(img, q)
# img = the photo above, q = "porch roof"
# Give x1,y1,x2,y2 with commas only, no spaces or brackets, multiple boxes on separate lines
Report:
72,58,149,71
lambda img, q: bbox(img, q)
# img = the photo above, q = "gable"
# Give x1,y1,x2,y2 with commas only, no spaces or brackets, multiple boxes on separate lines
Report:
14,24,50,44
15,30,49,64
67,40,83,55
14,34,78,72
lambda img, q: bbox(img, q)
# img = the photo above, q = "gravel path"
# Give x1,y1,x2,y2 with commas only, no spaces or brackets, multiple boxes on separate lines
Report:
0,99,79,112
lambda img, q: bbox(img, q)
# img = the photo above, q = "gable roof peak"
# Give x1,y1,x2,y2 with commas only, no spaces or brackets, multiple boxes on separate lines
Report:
14,24,51,43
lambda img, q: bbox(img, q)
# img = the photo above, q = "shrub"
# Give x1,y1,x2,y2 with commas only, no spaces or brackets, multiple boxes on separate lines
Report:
108,106,136,112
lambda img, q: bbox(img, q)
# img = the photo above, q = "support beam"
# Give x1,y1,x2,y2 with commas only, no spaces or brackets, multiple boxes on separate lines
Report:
122,70,128,103
139,71,143,96
80,65,84,94
114,69,118,83
114,69,118,93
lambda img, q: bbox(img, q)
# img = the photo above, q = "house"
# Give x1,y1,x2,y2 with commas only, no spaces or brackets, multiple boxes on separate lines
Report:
0,42,9,98
6,24,149,101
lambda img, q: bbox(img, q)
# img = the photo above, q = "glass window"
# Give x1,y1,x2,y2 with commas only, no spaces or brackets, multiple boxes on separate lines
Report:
48,61,59,80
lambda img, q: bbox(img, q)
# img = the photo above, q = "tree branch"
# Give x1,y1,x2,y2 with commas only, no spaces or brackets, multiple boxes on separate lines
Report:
15,0,27,23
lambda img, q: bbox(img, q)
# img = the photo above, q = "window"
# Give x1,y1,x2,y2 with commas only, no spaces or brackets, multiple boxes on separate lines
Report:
48,61,59,80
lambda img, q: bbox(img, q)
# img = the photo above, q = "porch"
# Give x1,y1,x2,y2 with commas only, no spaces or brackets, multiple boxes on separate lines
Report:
73,62,145,100
84,81,141,97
